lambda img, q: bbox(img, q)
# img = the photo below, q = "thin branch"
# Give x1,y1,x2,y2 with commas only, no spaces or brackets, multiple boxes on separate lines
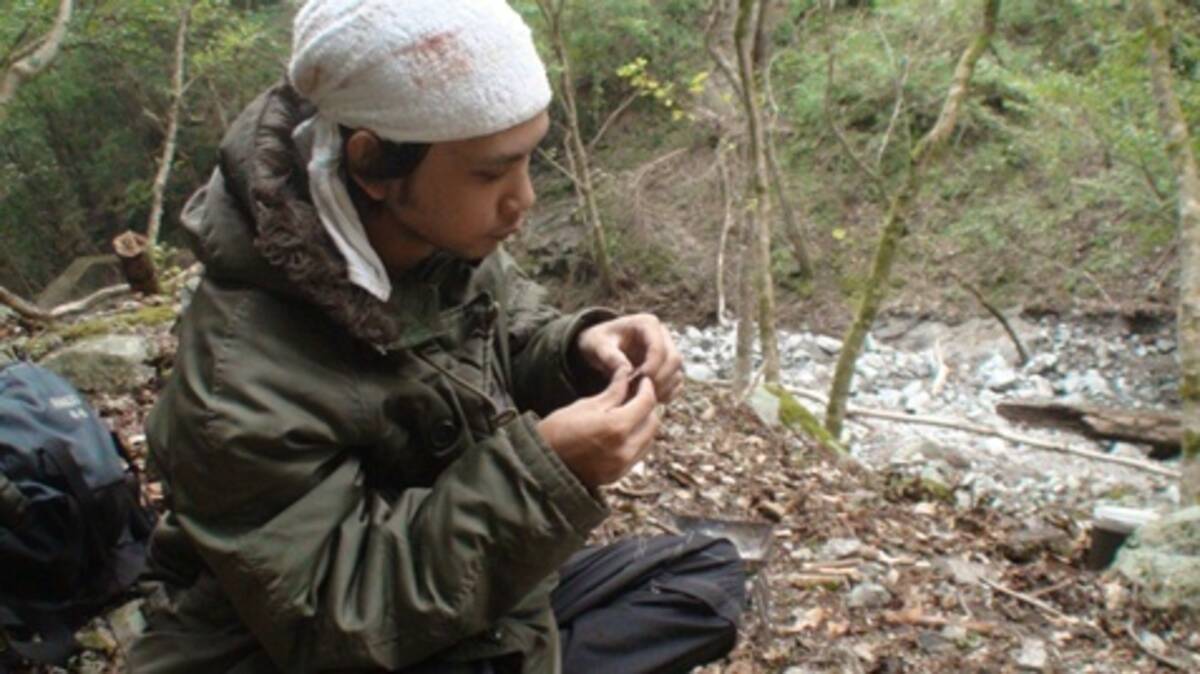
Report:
823,43,886,200
536,147,582,190
948,270,1030,365
876,56,912,167
1126,623,1191,671
0,0,74,119
587,90,640,153
705,0,744,102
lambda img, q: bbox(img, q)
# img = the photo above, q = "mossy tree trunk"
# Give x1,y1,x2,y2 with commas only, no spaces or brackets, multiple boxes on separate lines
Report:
735,0,781,385
825,0,1000,438
1143,0,1200,506
535,0,616,296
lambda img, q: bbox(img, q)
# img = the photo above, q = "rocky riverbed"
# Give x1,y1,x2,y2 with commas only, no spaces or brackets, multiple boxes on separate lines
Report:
674,312,1182,520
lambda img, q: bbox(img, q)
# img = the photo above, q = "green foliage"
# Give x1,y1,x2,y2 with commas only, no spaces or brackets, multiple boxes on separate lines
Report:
0,0,290,292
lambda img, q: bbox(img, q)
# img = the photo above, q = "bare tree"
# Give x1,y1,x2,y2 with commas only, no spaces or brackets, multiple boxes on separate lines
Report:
0,0,74,121
534,0,616,295
146,1,197,245
734,0,782,386
825,0,1001,438
1143,0,1200,505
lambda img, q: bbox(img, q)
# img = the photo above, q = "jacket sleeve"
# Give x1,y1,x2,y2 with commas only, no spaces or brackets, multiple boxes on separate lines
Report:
155,288,608,672
489,250,617,416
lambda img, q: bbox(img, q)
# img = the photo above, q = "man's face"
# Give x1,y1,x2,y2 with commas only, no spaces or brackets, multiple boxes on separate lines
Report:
364,111,550,272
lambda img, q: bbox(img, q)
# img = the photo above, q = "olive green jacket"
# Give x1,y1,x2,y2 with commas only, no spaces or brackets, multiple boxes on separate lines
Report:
131,85,612,673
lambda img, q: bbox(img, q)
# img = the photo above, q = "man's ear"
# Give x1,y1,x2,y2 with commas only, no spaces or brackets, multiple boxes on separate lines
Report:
344,129,391,202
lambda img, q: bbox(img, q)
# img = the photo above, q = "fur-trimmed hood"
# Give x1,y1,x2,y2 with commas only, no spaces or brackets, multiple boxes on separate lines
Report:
180,83,466,348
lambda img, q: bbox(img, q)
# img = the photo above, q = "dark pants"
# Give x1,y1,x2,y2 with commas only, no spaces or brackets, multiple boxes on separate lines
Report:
406,534,746,674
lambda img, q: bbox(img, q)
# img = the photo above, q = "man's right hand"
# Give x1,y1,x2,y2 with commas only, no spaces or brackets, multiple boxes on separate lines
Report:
535,367,659,489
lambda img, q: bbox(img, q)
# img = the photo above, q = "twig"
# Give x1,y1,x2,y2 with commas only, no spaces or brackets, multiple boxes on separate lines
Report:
948,270,1030,365
587,90,640,153
785,386,1180,479
979,576,1072,622
1126,622,1189,671
704,0,744,102
876,56,911,167
716,146,736,326
930,338,949,396
824,42,886,201
536,147,581,189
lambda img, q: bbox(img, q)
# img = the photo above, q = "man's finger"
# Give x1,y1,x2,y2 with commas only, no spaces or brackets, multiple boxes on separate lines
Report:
637,321,668,381
626,407,660,463
595,343,632,375
599,365,635,405
661,372,685,403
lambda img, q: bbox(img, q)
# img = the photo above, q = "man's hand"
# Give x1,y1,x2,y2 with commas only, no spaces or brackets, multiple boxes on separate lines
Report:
576,314,684,403
537,367,659,489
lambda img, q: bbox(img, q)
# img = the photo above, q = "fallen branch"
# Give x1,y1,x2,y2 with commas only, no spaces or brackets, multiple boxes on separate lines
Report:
0,283,131,322
979,576,1072,623
1126,623,1189,671
786,386,1180,479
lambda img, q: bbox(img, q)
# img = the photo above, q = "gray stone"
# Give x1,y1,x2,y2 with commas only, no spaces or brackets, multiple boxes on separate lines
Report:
1114,506,1200,610
684,362,718,382
1014,638,1048,670
820,537,863,559
1024,352,1059,375
34,254,124,309
846,581,892,609
815,335,843,355
876,388,903,409
41,335,156,393
746,384,780,429
1081,369,1112,398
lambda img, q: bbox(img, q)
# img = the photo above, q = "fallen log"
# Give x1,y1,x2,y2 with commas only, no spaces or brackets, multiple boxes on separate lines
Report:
996,399,1179,459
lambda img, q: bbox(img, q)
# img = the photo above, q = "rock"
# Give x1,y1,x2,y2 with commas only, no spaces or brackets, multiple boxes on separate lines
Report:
41,335,156,393
1000,523,1072,563
982,354,1019,392
34,254,124,309
1014,637,1048,670
684,362,718,382
815,335,843,355
917,630,952,655
1114,505,1200,610
1024,352,1059,375
746,384,780,428
1081,369,1112,398
846,581,892,609
820,538,863,559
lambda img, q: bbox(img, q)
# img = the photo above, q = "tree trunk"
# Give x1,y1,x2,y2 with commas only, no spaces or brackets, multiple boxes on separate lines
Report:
112,230,161,296
766,135,814,280
735,0,781,385
1143,0,1200,505
0,0,74,121
825,0,1000,439
146,1,195,245
535,0,616,296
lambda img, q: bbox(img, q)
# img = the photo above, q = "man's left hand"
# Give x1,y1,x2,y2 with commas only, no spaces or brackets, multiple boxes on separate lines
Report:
576,314,684,403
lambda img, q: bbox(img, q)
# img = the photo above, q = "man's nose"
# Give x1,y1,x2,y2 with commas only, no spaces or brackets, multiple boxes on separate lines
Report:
504,167,536,218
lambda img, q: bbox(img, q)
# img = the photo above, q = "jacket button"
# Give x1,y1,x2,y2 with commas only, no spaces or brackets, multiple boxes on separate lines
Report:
487,628,503,642
430,419,458,450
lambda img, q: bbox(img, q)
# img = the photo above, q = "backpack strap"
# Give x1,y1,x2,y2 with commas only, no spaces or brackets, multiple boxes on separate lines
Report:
40,441,113,577
0,470,29,530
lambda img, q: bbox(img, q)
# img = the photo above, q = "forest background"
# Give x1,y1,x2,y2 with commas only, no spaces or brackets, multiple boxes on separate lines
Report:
1,0,1198,331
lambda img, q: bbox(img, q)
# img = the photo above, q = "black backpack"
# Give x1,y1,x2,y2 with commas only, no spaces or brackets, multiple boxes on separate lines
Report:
0,361,155,666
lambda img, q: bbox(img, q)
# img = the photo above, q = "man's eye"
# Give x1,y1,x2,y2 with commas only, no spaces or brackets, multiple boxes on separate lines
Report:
475,171,504,182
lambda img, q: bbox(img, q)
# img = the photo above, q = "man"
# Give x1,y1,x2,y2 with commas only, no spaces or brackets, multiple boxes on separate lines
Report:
130,1,745,672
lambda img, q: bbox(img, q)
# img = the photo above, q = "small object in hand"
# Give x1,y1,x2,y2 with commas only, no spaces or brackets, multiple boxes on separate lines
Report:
624,371,646,404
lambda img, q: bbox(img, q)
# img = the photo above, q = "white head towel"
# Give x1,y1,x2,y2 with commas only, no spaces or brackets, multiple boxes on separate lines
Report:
288,0,552,300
